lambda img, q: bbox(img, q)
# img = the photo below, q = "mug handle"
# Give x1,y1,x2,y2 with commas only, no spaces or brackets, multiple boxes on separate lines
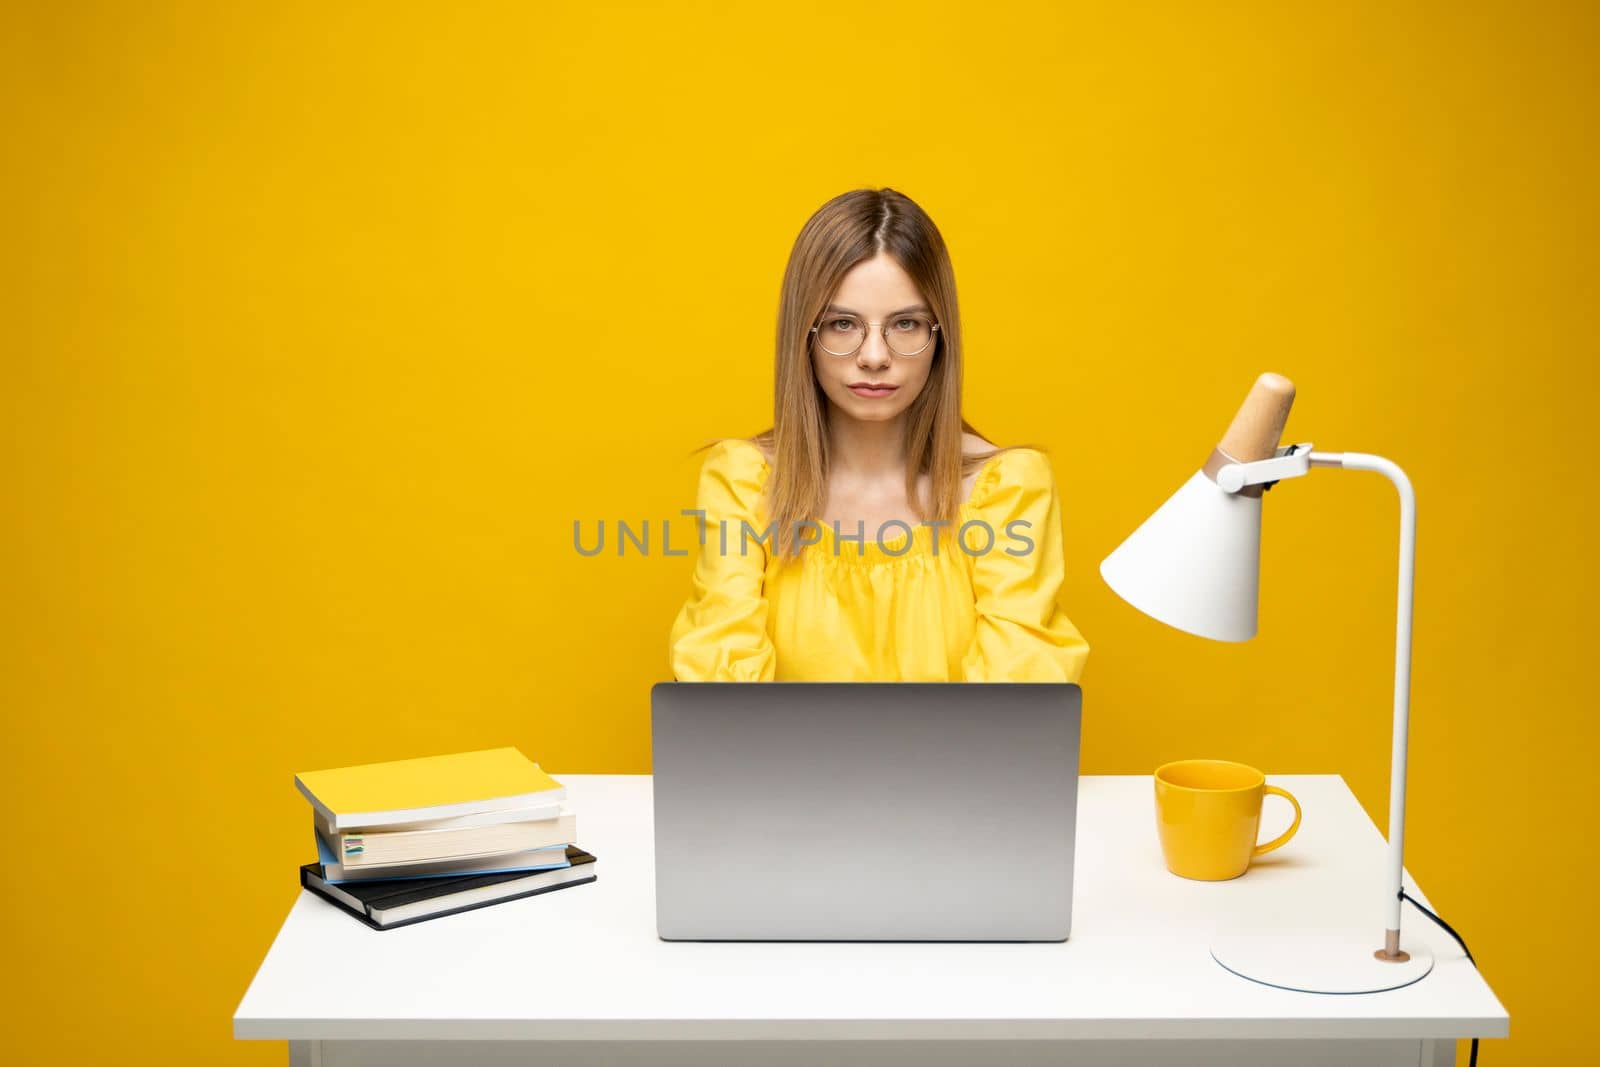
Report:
1253,785,1303,856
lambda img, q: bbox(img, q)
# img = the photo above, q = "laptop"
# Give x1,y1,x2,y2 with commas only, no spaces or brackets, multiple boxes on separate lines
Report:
650,681,1082,941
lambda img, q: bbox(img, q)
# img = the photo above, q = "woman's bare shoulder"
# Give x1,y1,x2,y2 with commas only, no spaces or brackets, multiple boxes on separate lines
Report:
960,432,1003,502
961,430,1000,458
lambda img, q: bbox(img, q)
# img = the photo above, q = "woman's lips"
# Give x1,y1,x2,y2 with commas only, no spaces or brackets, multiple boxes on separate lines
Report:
848,383,898,398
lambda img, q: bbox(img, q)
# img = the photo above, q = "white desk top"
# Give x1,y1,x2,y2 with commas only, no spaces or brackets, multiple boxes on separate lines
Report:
234,774,1509,1042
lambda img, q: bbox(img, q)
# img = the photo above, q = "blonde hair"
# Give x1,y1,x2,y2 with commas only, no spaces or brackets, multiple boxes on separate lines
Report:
706,187,1011,559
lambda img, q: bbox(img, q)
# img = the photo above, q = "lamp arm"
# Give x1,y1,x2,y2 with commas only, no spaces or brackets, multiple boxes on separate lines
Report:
1312,450,1417,962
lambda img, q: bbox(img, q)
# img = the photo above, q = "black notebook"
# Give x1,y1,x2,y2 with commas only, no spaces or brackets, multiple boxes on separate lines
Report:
301,844,597,930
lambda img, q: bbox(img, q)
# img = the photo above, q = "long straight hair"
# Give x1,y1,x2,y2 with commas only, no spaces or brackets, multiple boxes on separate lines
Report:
705,188,1009,560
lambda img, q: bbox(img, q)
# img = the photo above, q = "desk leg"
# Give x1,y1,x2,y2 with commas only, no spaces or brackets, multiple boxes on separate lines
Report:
1419,1038,1458,1066
288,1040,321,1067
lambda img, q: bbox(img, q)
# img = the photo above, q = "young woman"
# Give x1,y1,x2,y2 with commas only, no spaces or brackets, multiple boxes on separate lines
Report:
669,187,1089,683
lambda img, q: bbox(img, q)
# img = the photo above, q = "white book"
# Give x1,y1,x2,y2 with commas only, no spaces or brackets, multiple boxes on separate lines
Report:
317,805,578,867
316,800,566,835
313,829,572,884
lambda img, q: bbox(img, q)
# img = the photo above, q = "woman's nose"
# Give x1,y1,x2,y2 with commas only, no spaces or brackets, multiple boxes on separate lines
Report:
856,331,892,368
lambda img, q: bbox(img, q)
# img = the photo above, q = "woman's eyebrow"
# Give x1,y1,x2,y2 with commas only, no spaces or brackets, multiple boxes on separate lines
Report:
824,303,931,316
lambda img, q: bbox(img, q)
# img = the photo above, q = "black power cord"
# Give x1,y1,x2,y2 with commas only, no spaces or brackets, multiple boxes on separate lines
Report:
1400,888,1480,1066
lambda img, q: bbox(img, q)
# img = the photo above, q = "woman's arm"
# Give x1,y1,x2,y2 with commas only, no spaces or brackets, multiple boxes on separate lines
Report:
959,448,1091,683
668,440,778,681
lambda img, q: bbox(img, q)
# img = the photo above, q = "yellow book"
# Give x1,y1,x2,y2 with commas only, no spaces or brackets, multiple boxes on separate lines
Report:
294,747,566,831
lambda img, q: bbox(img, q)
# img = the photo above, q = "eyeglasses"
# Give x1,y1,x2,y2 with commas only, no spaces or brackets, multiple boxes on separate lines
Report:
809,312,940,358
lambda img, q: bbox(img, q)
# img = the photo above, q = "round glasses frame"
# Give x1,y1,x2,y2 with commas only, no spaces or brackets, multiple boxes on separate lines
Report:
808,312,941,358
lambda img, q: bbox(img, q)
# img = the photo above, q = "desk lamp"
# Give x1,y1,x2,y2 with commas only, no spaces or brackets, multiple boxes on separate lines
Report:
1099,372,1434,994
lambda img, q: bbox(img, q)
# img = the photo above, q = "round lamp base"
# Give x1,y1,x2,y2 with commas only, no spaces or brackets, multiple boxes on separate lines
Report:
1210,930,1434,994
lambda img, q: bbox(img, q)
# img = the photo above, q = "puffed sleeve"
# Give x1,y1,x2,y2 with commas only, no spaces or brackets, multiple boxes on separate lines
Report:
959,448,1091,683
668,440,779,681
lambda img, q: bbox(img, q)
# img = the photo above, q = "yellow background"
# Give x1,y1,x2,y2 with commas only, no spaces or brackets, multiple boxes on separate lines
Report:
4,2,1593,1063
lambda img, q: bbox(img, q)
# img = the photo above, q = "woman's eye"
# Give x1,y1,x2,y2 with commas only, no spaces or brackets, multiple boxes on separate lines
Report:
894,319,918,331
832,319,858,331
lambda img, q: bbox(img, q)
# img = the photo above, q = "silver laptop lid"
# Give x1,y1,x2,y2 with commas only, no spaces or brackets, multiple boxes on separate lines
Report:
651,682,1081,941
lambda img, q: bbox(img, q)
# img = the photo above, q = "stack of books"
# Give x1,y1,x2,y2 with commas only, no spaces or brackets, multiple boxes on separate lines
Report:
293,746,597,930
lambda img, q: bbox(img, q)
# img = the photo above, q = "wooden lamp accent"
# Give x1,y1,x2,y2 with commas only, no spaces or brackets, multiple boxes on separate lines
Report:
1200,373,1298,499
1219,372,1297,463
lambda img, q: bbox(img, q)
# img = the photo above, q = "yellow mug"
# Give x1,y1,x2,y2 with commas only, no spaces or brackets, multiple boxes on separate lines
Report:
1154,760,1302,881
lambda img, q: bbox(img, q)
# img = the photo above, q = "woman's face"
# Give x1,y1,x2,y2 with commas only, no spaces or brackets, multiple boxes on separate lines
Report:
810,252,936,425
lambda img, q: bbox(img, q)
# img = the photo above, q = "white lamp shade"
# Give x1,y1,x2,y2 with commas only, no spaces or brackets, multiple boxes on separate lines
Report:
1099,470,1262,642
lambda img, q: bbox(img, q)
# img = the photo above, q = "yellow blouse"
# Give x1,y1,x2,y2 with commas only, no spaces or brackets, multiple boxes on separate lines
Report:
668,439,1090,683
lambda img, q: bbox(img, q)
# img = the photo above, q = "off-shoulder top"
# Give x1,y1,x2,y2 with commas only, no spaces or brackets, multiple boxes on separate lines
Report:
668,438,1090,682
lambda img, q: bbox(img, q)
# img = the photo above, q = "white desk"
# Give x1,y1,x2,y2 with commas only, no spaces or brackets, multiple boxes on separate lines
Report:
234,774,1508,1066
